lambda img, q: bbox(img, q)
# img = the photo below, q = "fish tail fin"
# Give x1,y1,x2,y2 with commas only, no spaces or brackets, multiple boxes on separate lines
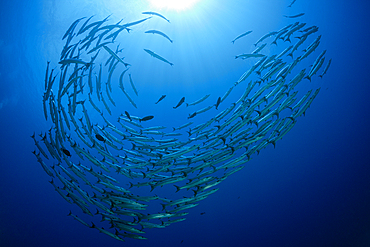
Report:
192,188,198,196
174,185,180,192
271,141,276,148
186,130,191,137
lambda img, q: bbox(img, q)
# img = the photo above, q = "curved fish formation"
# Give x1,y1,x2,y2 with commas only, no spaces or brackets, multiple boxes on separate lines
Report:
32,9,331,242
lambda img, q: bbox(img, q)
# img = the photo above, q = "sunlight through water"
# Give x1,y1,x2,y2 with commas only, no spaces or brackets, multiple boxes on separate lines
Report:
148,0,200,11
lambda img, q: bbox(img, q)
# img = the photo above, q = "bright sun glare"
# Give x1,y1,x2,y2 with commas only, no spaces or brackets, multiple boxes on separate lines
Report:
148,0,200,11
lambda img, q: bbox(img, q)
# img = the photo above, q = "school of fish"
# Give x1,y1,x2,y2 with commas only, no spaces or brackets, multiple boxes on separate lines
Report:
32,4,331,242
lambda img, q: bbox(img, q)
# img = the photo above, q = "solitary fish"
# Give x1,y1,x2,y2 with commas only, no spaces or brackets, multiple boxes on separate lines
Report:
125,111,132,121
144,49,173,66
288,0,297,7
173,97,185,109
62,148,71,157
140,116,154,122
231,30,253,44
129,74,138,96
284,13,305,18
145,30,173,43
142,11,170,23
155,95,166,104
188,112,197,119
215,97,221,110
319,58,332,78
186,94,210,107
95,134,106,142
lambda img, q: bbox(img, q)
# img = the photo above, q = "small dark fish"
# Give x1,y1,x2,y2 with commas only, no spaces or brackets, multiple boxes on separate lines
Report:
125,111,132,121
155,95,166,104
140,115,154,122
284,13,305,18
62,148,71,157
173,97,185,109
188,112,197,119
95,134,106,142
200,212,206,215
180,240,184,243
215,97,221,110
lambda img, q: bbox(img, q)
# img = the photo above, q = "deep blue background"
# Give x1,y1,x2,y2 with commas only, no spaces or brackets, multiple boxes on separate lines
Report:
1,0,370,246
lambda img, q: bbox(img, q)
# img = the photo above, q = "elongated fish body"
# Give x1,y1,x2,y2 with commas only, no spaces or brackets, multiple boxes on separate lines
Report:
91,223,124,242
155,95,166,104
310,50,327,74
145,30,173,43
284,22,306,42
121,87,137,108
235,53,265,59
142,11,170,23
288,0,297,7
215,97,221,110
103,45,129,67
252,43,267,54
144,49,173,66
125,111,132,121
188,112,197,119
173,121,193,131
173,97,185,109
231,30,252,44
129,74,138,96
254,31,278,46
284,13,305,18
186,94,210,107
319,58,332,78
59,58,91,68
140,116,154,122
299,40,320,61
100,92,112,115
63,17,86,40
307,57,325,80
221,86,234,103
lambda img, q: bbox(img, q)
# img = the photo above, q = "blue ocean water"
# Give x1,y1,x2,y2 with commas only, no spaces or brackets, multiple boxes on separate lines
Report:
1,0,370,246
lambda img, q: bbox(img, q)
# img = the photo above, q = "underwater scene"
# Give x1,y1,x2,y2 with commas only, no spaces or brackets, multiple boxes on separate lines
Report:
0,0,370,246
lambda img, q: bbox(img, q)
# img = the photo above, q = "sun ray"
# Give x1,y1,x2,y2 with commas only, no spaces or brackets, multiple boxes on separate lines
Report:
148,0,200,11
